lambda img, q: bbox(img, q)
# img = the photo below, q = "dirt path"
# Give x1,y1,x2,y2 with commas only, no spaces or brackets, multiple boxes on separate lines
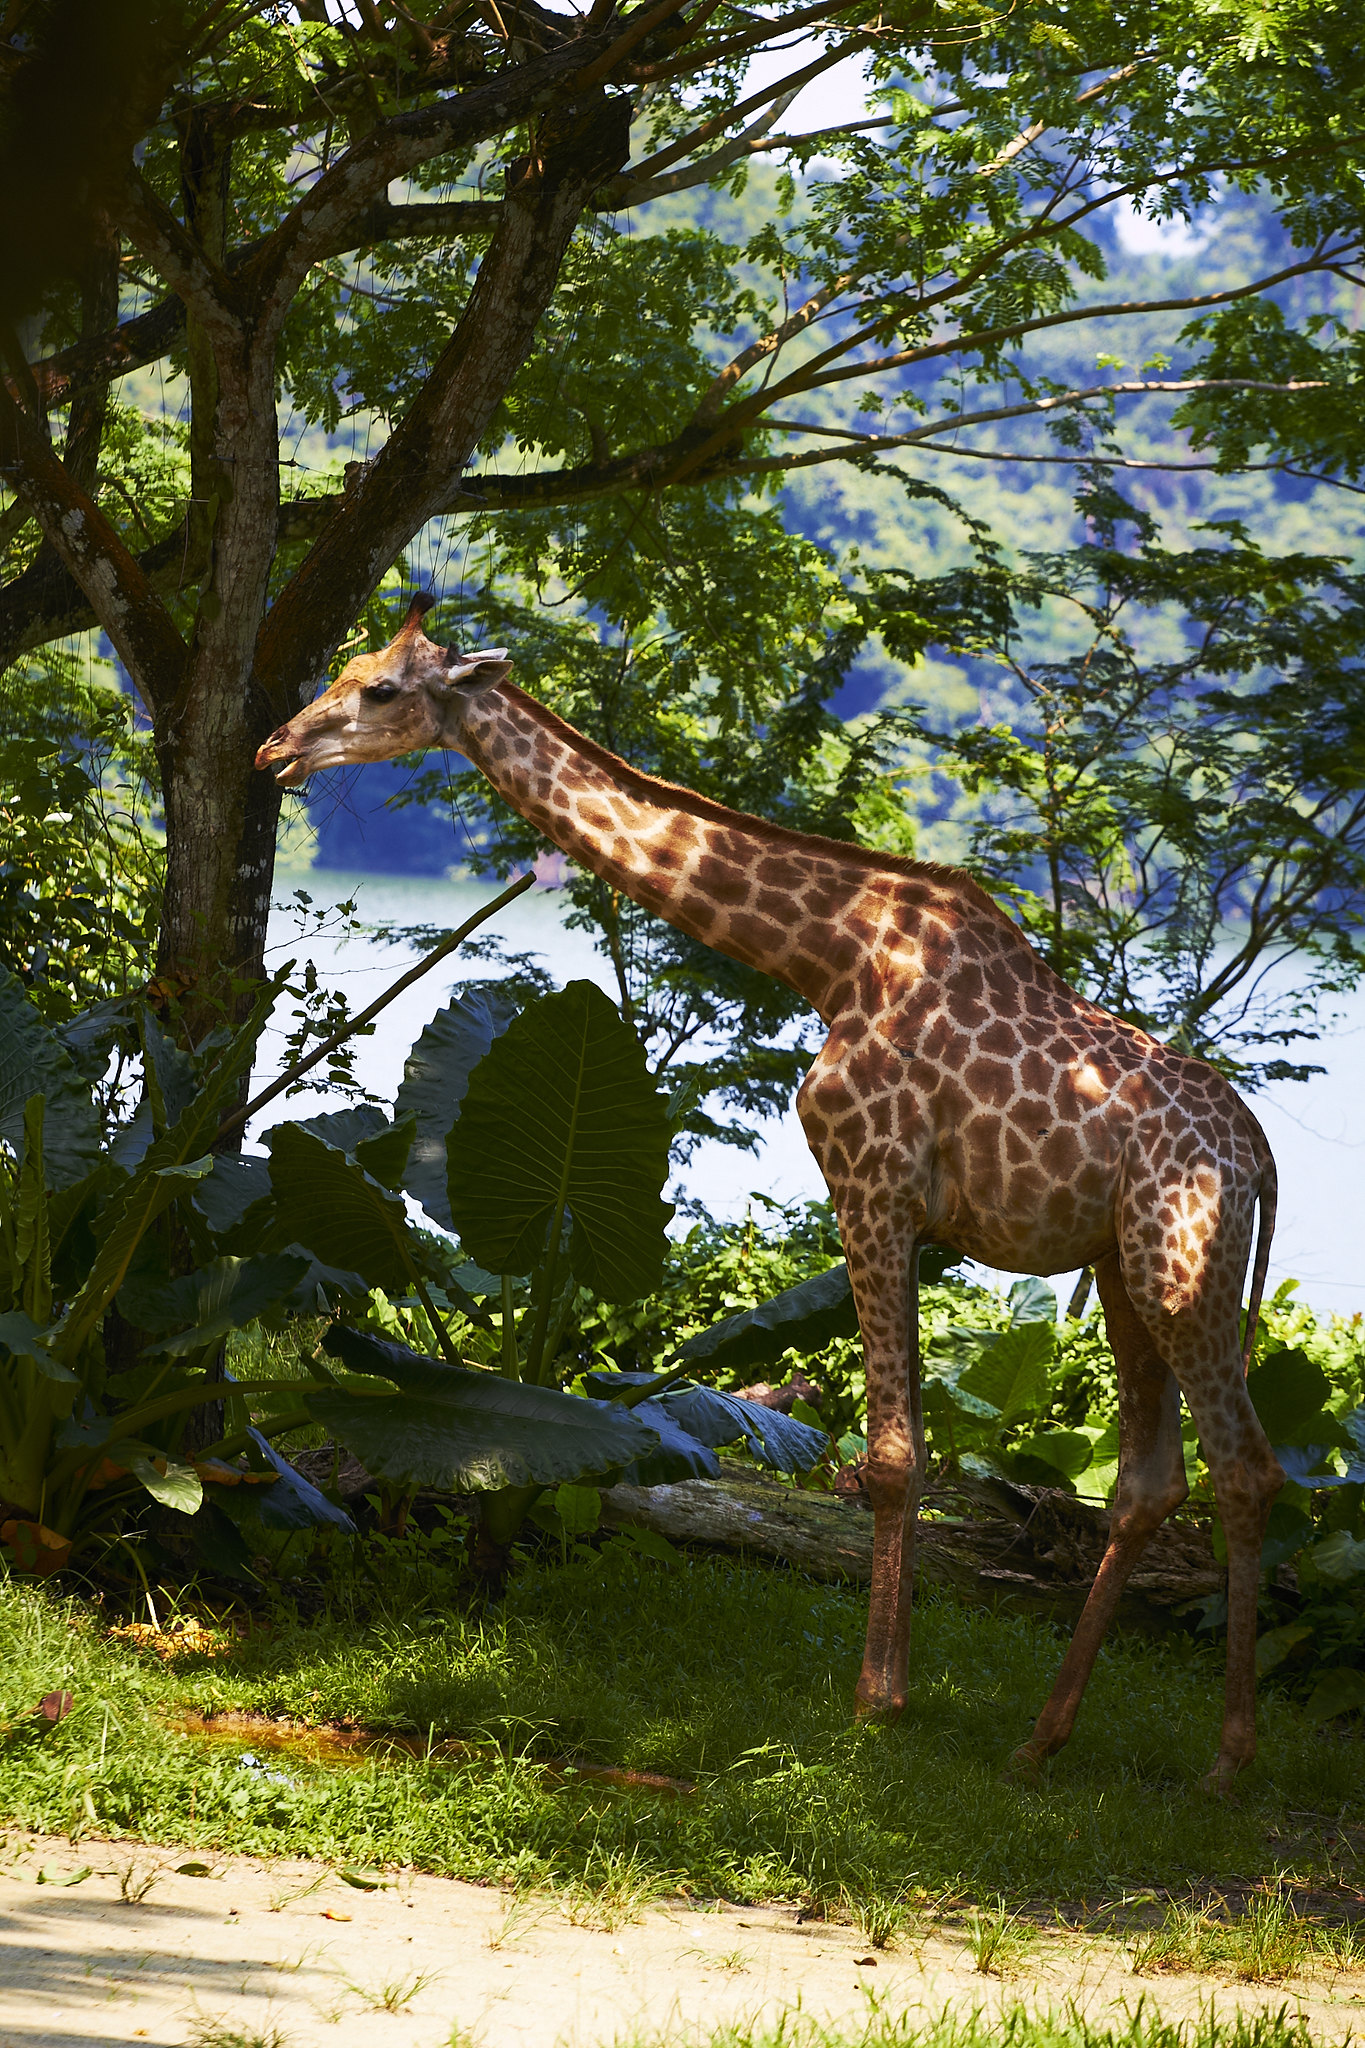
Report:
1,1835,1363,2048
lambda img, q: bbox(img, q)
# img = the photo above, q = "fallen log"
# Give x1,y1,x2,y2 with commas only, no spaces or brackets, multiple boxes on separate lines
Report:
292,1441,1235,1634
601,1466,1229,1634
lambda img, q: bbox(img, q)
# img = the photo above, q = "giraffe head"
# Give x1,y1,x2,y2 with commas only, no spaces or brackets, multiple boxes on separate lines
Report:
254,593,511,787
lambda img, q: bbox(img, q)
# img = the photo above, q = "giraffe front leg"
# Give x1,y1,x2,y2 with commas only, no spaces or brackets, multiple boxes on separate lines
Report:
848,1235,922,1722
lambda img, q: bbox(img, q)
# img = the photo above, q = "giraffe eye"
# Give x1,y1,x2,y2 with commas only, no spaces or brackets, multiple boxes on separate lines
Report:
363,681,399,703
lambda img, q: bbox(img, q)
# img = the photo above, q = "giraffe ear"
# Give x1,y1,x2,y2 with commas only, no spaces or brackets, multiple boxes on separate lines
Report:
440,646,511,691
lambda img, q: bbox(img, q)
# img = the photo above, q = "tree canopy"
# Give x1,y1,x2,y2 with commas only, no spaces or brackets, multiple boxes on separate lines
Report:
1,0,1363,1084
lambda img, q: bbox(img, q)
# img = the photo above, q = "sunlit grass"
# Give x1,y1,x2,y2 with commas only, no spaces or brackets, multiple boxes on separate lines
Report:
0,1544,1361,1921
614,2007,1340,2048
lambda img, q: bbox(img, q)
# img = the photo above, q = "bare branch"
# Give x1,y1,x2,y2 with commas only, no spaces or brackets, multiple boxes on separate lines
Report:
610,36,856,195
115,166,241,343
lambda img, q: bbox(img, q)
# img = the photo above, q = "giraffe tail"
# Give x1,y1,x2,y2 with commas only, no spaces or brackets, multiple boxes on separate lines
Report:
1241,1151,1278,1369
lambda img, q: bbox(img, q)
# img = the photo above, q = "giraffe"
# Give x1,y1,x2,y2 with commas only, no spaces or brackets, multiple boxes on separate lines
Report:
257,595,1283,1792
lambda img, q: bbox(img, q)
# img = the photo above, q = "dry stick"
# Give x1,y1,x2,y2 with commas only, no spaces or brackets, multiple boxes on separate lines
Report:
216,870,536,1144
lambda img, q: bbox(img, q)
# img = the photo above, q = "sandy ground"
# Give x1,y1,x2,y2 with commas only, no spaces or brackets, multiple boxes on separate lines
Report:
1,1835,1364,2048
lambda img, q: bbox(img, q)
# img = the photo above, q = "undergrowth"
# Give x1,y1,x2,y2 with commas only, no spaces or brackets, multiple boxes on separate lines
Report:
0,1542,1362,1919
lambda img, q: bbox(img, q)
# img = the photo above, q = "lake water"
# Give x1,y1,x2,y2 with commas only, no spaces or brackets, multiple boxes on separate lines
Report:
257,869,1364,1320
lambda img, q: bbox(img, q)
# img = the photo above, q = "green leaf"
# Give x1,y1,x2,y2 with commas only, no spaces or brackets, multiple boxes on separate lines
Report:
265,1127,418,1294
190,1154,272,1237
0,968,100,1189
272,1106,415,1192
128,1450,203,1515
551,1482,602,1536
0,1309,73,1382
1304,1667,1365,1723
313,1321,662,1491
1008,1277,1057,1325
396,988,517,1228
677,1263,859,1374
606,1524,680,1566
53,979,278,1366
1009,1427,1095,1479
959,1320,1053,1428
1255,1622,1312,1676
447,981,673,1302
1306,1529,1365,1584
121,1254,310,1356
1247,1348,1332,1444
588,1371,828,1474
15,1095,51,1321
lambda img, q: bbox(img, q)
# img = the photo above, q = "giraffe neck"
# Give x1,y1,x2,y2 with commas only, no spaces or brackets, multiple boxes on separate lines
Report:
453,683,878,1016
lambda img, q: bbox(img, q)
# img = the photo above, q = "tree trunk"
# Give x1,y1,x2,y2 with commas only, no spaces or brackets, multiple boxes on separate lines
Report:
154,687,282,1035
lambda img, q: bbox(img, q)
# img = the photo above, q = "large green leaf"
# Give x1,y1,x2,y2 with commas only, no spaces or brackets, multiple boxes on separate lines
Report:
677,1263,859,1375
1247,1348,1332,1444
264,1126,418,1294
396,988,517,1228
119,1253,310,1357
270,1107,415,1192
958,1320,1054,1429
1009,1428,1095,1481
447,981,673,1301
0,1309,73,1383
1007,1277,1058,1325
311,1322,661,1491
0,967,100,1189
191,1154,272,1237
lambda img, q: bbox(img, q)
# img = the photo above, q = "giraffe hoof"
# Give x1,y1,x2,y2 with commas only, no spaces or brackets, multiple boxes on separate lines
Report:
1198,1763,1241,1800
1003,1743,1046,1787
853,1693,906,1726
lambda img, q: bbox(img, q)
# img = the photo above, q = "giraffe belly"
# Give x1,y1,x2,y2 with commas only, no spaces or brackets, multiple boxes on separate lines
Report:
919,1116,1122,1276
931,1211,1117,1278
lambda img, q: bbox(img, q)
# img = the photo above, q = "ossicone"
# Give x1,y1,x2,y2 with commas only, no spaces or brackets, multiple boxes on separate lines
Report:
403,591,437,630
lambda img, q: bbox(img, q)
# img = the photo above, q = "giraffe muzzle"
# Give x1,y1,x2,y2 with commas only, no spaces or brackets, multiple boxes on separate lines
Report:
255,726,309,785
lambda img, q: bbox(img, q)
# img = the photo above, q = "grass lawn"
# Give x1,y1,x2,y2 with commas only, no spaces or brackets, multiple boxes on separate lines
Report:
0,1540,1361,1917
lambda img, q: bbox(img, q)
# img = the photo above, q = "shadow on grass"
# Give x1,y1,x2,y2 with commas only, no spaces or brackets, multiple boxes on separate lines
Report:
0,1548,1360,1913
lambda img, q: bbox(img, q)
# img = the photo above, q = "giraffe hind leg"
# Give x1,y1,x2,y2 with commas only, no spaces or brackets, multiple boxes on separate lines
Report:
851,1239,922,1721
1010,1251,1187,1777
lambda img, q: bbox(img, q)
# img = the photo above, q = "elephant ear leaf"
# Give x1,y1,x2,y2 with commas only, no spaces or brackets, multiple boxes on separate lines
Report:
446,981,673,1301
0,967,100,1190
309,1322,662,1492
677,1264,859,1376
121,1253,310,1357
264,1127,419,1295
396,987,518,1228
1248,1348,1333,1445
959,1320,1054,1429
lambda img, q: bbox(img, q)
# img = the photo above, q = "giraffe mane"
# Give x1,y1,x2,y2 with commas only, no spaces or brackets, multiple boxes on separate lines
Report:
500,685,1026,942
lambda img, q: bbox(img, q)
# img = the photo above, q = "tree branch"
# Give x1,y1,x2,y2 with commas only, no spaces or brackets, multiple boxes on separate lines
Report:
252,88,634,710
115,164,240,343
246,33,619,313
0,379,187,703
26,199,503,411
